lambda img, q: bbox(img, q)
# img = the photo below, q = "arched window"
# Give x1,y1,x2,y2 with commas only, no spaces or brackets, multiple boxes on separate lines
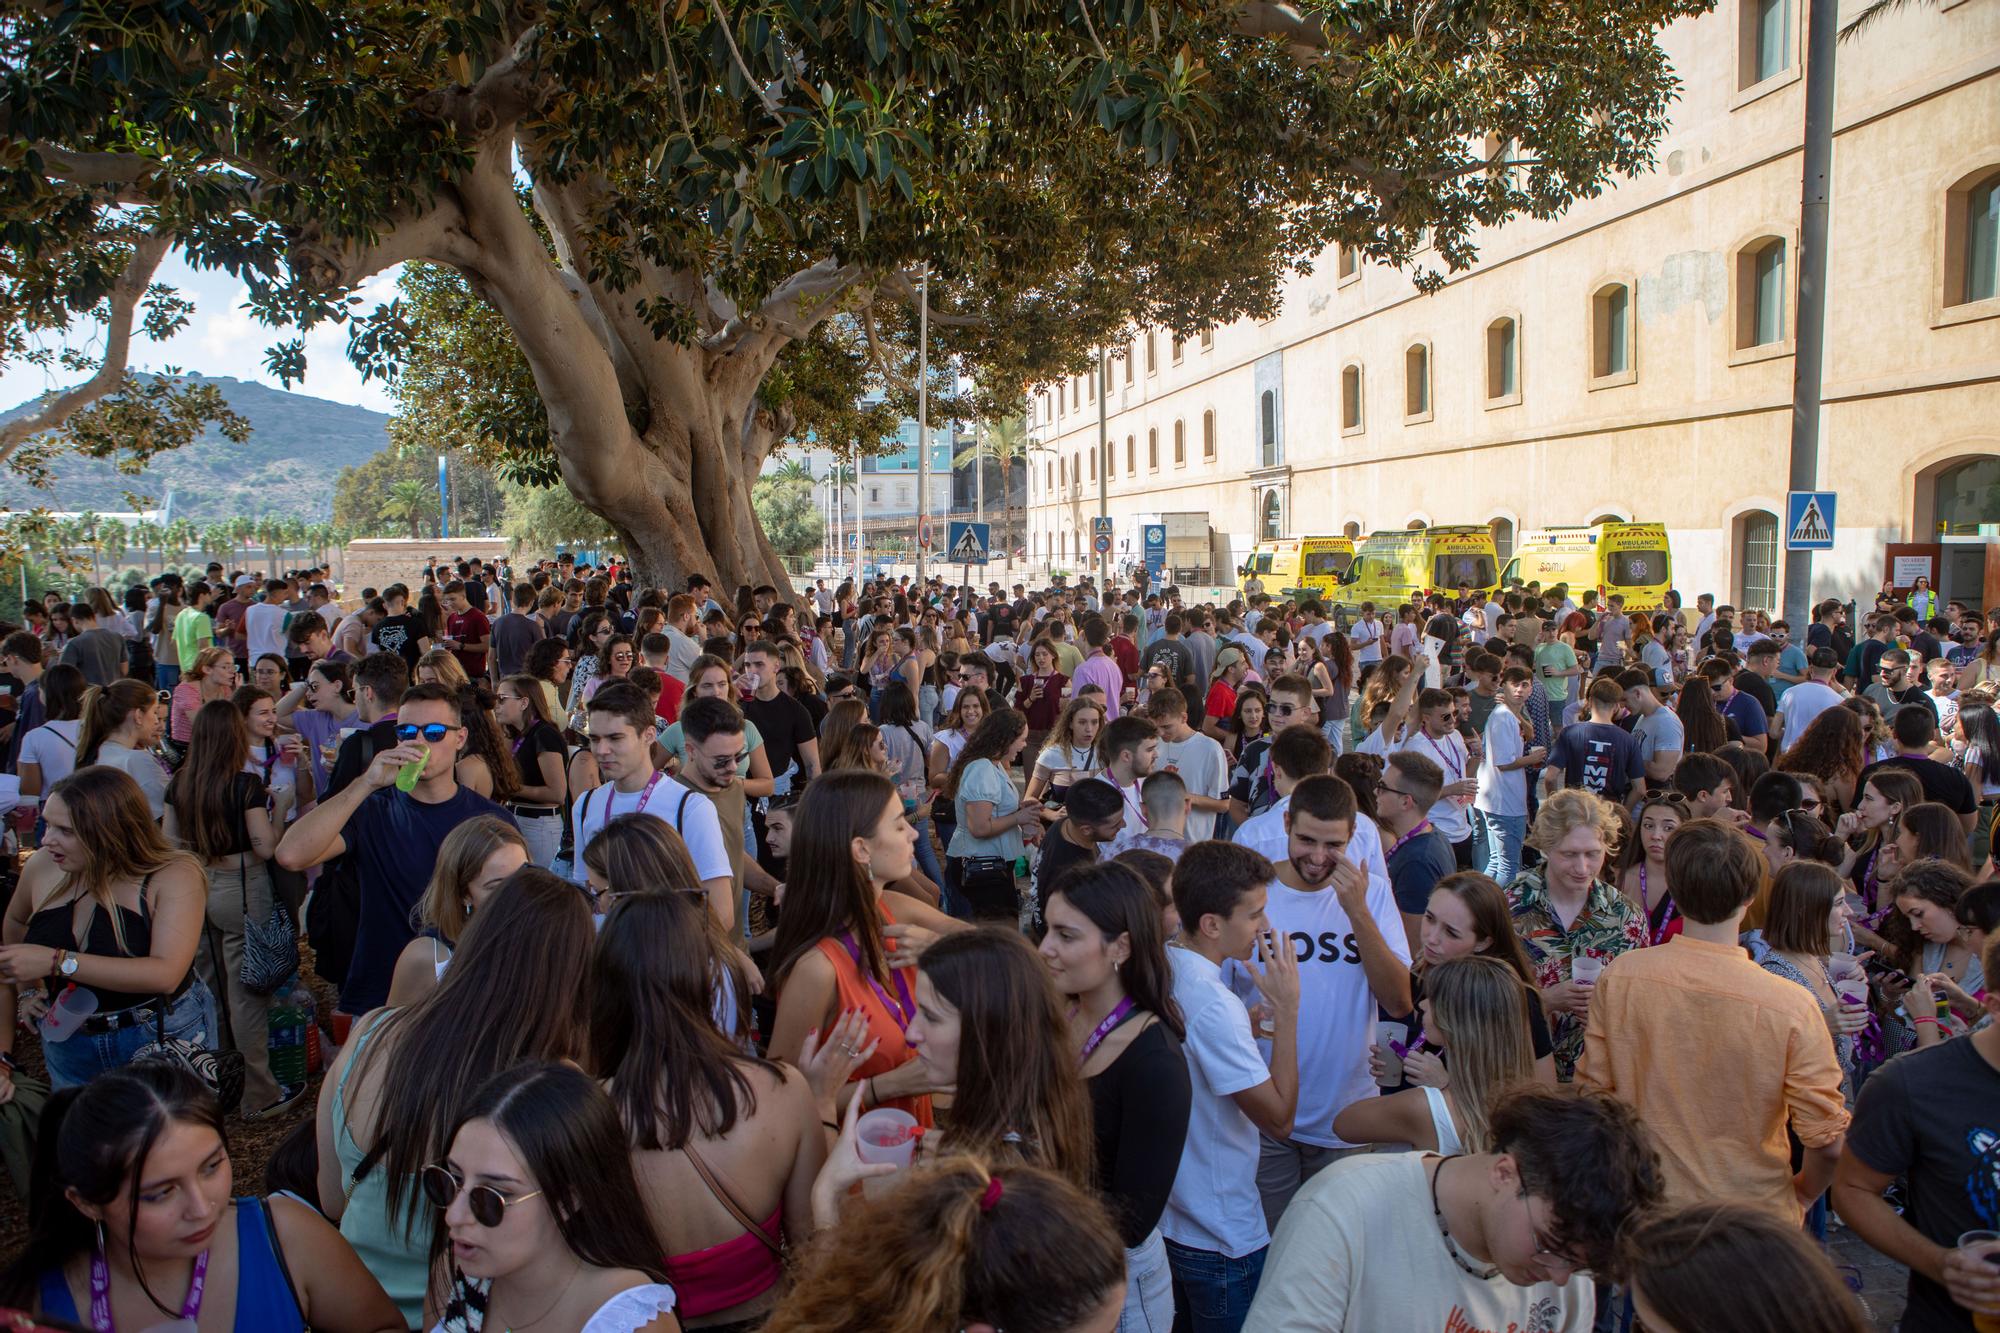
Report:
1404,345,1430,420
1203,410,1216,460
1341,364,1364,433
1148,428,1159,470
1342,520,1362,540
1123,345,1134,384
1485,317,1518,401
1592,283,1633,380
1174,419,1186,465
1261,491,1283,540
1735,510,1780,611
1947,167,2000,307
1259,391,1279,467
1125,434,1135,475
1736,237,1788,348
1489,517,1515,562
1088,447,1095,482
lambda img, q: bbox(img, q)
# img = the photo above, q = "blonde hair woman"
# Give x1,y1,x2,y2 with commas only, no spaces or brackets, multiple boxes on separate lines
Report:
414,647,471,691
1335,955,1536,1151
1025,696,1105,815
386,817,530,1006
1507,788,1645,1080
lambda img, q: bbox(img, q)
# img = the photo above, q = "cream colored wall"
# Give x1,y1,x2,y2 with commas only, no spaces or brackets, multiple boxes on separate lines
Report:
1025,0,2000,604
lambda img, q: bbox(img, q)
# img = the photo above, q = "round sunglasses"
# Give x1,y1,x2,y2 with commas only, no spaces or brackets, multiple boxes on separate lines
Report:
421,1163,542,1228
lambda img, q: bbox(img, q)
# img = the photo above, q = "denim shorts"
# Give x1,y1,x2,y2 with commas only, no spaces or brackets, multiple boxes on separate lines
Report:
41,981,216,1091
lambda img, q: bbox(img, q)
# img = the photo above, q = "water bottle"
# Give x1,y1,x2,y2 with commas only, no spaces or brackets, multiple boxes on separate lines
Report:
40,984,98,1042
267,987,306,1089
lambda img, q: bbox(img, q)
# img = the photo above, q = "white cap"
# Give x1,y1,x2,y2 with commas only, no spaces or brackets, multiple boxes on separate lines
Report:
234,575,256,588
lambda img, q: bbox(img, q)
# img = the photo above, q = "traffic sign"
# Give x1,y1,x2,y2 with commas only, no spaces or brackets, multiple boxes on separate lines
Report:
1143,523,1167,574
917,516,933,550
846,531,860,550
1091,515,1113,555
1786,491,1836,551
947,521,991,565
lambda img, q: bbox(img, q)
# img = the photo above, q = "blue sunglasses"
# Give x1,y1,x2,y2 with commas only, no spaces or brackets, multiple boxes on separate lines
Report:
396,723,454,744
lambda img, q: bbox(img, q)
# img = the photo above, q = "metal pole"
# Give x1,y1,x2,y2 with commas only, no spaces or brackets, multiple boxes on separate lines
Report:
1783,0,1838,627
1097,346,1109,592
854,452,865,588
916,270,930,588
974,419,985,527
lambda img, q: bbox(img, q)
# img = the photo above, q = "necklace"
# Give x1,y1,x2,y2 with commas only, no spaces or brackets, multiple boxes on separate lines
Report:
492,1260,580,1331
1428,1155,1501,1281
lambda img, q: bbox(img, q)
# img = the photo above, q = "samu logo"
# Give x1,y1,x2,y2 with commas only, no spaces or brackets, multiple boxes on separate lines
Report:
1285,931,1361,964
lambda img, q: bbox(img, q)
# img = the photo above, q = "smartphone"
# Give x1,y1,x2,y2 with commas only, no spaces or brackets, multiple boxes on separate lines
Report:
1863,957,1910,986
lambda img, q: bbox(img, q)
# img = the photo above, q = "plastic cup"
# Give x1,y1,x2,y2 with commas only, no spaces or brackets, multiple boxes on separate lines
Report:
1834,976,1868,1008
855,1108,920,1169
395,747,428,792
1957,1232,2000,1333
1374,1021,1407,1087
40,984,98,1042
1571,954,1604,985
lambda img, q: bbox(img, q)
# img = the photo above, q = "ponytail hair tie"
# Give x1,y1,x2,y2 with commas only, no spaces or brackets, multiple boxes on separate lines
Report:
978,1176,1004,1213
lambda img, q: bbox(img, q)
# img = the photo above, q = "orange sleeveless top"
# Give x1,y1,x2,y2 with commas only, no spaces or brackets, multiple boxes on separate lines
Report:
812,901,934,1127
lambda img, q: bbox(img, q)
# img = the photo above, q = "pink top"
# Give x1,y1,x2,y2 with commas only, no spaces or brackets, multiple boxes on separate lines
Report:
1070,651,1125,719
663,1207,783,1317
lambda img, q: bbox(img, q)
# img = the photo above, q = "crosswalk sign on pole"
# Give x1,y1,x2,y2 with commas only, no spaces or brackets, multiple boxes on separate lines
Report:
947,521,991,565
1785,491,1836,551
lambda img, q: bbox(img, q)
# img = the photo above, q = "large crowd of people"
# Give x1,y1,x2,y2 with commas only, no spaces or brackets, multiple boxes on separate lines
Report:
0,555,1992,1332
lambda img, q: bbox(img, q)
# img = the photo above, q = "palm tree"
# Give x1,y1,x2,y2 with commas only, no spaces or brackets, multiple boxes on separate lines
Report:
770,458,814,486
384,479,439,540
74,512,103,586
130,521,159,576
97,520,128,582
953,415,1035,563
167,519,199,569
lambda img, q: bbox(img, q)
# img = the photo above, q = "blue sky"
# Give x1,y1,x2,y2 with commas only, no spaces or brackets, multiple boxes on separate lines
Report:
0,252,402,415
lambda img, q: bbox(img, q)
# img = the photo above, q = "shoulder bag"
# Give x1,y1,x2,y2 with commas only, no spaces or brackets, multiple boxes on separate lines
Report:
238,783,299,996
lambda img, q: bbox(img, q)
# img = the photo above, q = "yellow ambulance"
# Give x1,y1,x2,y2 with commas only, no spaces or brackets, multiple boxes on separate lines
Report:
1335,527,1500,611
1502,523,1673,611
1240,536,1355,603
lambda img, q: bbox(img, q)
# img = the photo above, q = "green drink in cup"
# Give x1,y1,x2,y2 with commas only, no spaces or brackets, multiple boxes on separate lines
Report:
395,745,428,792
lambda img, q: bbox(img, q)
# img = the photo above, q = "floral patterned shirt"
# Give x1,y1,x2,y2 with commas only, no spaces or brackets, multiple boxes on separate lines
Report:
1508,869,1646,1080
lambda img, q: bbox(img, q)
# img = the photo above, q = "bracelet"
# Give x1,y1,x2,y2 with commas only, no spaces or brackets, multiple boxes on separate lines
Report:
821,1119,839,1133
1912,1017,1940,1027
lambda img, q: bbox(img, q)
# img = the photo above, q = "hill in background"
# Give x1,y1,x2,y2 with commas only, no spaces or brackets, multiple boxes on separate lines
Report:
0,374,390,521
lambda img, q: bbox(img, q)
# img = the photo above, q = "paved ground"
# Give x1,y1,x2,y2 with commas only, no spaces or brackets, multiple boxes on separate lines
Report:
1831,1218,1909,1330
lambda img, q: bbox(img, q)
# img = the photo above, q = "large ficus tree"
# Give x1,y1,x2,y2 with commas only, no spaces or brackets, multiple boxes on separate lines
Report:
0,0,1706,590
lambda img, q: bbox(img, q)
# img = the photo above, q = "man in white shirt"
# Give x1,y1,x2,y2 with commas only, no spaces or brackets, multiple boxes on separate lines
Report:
1774,647,1845,753
1228,776,1412,1228
1162,841,1301,1330
1246,1086,1662,1332
1148,688,1230,841
243,578,293,665
1400,686,1478,866
1347,602,1384,668
572,681,733,929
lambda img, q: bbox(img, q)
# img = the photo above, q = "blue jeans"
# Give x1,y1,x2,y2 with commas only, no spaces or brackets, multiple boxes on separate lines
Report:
1478,809,1527,885
154,663,181,690
1164,1238,1266,1333
910,816,944,888
42,981,215,1090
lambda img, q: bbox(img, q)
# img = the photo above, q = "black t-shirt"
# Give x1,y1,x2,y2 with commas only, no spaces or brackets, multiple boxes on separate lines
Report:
1845,1037,2000,1331
1806,622,1835,652
463,580,489,612
1139,638,1196,697
371,613,423,669
1855,755,1979,815
1547,721,1646,803
797,690,829,732
742,692,817,791
980,604,1017,643
328,717,401,799
1385,827,1457,916
1032,825,1099,928
511,720,566,805
1087,1019,1192,1248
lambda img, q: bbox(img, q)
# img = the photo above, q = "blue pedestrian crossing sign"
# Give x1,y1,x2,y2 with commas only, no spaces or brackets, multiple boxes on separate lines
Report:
1786,491,1836,551
947,521,991,565
847,531,860,550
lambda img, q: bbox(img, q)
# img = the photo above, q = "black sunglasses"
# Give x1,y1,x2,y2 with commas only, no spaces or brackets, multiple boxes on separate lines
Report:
420,1163,542,1228
396,722,454,744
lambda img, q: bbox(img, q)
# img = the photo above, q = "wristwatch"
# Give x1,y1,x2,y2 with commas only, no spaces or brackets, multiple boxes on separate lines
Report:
56,949,79,978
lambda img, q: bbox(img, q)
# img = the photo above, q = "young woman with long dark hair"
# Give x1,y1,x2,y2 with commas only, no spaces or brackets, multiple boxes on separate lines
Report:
426,1062,678,1332
314,867,594,1326
0,1062,403,1331
497,672,568,866
942,709,1040,921
0,767,211,1090
905,927,1094,1187
593,891,826,1330
1614,792,1689,945
767,771,964,1129
1037,861,1188,1330
1025,696,1105,814
1626,1202,1869,1333
164,699,298,1118
77,676,171,817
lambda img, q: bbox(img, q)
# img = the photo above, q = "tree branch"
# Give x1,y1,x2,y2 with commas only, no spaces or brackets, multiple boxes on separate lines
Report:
718,4,784,116
880,271,991,328
288,189,479,292
859,304,914,392
0,229,172,466
701,257,863,353
28,142,159,202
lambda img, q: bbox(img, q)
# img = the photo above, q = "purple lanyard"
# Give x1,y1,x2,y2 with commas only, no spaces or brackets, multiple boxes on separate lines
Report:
91,1242,208,1331
1387,818,1434,860
841,930,915,1031
1098,769,1146,828
1419,731,1462,781
1639,864,1678,946
623,769,667,817
1076,996,1136,1067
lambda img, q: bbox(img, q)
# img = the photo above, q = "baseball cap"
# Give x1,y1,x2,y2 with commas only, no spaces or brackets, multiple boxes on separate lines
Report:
234,575,257,588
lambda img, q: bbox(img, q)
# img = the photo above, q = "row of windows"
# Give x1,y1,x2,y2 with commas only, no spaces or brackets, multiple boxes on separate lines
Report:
1041,411,1219,493
1036,328,1218,424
